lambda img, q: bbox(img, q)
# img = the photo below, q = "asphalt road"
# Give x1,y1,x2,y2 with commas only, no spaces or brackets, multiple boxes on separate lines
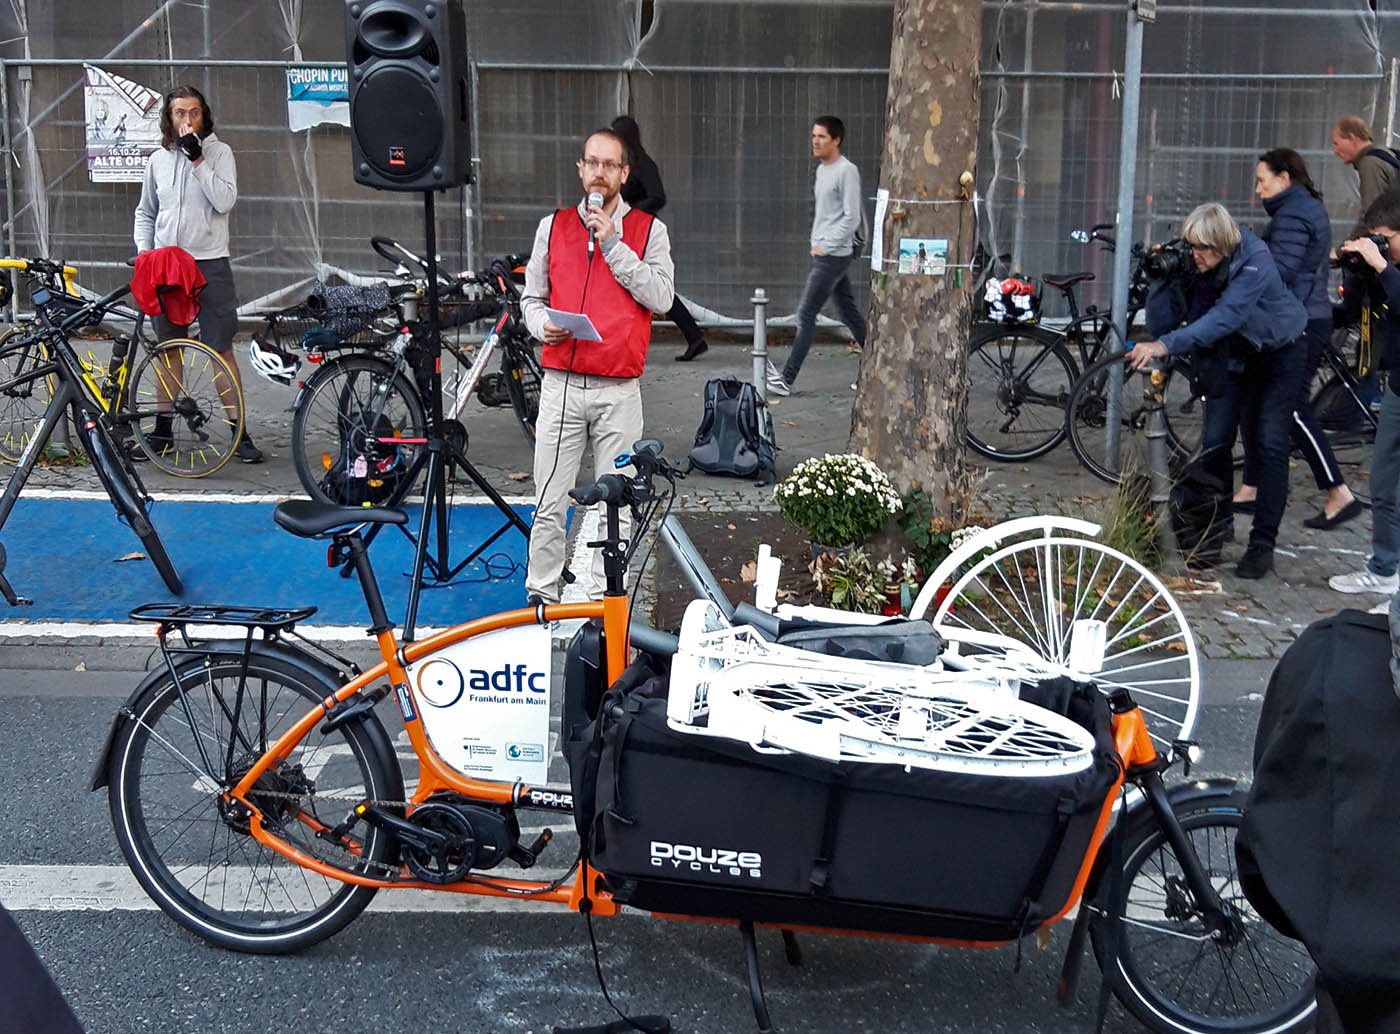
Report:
0,657,1275,1034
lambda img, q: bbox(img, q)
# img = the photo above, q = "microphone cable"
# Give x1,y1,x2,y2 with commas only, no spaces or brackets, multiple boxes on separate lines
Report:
532,206,599,592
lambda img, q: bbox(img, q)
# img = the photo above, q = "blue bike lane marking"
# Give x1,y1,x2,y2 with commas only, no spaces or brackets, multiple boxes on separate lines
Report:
0,493,543,627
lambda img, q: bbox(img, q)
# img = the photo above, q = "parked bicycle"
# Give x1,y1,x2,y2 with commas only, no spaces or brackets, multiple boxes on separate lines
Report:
968,225,1143,461
248,238,542,507
95,441,1312,1034
0,257,244,476
1064,351,1204,485
0,265,183,600
1307,311,1378,452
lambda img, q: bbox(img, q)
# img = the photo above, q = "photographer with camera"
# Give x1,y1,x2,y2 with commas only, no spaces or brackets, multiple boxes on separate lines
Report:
1328,195,1400,601
1128,202,1306,579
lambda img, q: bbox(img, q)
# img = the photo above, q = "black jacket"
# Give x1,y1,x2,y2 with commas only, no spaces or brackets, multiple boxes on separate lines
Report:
1238,611,1400,1033
1339,260,1400,394
620,149,666,215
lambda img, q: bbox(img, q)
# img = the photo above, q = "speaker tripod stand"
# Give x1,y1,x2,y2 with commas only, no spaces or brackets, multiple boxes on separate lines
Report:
397,190,534,640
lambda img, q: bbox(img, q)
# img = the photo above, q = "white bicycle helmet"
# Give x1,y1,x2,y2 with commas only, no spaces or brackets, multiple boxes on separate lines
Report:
247,336,299,385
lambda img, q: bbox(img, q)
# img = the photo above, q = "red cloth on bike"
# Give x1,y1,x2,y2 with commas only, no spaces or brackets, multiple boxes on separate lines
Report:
131,246,206,326
542,207,656,378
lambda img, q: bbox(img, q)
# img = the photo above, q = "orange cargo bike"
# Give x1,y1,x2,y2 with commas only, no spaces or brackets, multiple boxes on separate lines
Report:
92,441,1315,1034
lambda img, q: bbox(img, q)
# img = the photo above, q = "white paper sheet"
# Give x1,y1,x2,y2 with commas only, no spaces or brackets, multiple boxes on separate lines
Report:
545,307,602,342
871,188,890,272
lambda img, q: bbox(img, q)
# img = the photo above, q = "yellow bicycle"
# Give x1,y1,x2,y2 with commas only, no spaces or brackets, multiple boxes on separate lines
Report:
0,257,244,477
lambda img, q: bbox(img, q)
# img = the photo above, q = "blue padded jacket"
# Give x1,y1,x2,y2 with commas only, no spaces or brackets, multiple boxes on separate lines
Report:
1260,185,1332,321
1147,227,1306,355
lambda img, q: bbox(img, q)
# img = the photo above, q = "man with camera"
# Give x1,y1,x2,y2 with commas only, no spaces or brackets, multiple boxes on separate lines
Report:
1329,196,1400,601
1129,202,1306,579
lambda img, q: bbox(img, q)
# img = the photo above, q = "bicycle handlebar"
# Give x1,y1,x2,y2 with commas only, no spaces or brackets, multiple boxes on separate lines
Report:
0,256,80,297
568,439,685,508
570,473,630,507
369,236,458,289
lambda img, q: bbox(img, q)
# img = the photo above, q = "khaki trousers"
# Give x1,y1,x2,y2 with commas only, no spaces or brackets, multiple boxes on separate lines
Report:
526,369,644,602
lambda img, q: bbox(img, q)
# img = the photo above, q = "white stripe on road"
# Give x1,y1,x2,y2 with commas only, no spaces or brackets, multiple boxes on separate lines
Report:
0,865,573,914
21,489,538,506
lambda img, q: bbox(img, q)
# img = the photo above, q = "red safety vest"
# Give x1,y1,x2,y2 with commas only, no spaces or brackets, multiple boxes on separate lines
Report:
543,205,656,378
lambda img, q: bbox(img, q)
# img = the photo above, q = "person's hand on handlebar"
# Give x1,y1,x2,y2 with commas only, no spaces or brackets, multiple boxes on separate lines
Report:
1127,339,1168,371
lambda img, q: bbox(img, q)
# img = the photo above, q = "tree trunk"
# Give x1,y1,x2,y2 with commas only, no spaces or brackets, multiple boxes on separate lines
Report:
849,0,981,509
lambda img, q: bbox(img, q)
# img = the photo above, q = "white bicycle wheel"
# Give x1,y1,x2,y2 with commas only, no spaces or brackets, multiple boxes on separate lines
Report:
920,534,1200,747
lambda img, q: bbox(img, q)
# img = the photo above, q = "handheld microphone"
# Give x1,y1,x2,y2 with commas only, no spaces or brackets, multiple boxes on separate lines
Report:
587,191,604,256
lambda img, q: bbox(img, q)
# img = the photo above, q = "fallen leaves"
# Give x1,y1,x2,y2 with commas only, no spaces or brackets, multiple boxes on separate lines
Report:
116,552,147,563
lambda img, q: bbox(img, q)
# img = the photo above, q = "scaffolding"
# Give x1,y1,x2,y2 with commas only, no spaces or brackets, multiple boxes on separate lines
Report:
0,1,1397,320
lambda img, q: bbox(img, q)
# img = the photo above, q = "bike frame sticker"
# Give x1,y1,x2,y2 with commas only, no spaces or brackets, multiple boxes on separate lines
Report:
394,681,416,722
403,624,552,784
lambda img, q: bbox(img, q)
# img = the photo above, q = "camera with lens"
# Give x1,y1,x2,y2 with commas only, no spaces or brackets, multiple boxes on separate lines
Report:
1142,238,1196,281
1333,232,1391,275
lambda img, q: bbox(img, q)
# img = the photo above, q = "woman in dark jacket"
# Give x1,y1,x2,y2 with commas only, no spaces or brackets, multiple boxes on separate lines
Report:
1130,202,1307,578
1235,148,1360,529
612,116,709,361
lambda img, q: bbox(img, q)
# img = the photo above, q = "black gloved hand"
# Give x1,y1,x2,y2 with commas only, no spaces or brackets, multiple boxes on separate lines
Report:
178,133,203,162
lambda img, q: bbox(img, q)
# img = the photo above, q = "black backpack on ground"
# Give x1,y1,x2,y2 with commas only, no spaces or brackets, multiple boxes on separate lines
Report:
1169,460,1230,569
689,376,777,485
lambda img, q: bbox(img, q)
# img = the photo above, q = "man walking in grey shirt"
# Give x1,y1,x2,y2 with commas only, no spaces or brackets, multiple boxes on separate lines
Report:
767,115,866,396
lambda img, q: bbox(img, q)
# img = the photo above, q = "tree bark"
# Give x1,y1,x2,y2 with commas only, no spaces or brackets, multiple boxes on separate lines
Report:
848,0,981,508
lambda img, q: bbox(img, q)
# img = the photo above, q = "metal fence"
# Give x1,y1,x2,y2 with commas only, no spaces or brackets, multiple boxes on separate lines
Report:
2,0,1400,321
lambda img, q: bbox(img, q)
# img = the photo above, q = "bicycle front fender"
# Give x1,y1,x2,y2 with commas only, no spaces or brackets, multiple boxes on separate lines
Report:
1055,776,1238,1007
1079,776,1238,904
72,409,148,522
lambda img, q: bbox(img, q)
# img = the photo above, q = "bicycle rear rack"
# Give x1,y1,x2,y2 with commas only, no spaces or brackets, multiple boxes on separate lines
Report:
128,602,319,632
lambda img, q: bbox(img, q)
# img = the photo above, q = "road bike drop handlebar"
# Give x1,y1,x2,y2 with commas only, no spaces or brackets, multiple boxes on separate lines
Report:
0,256,80,298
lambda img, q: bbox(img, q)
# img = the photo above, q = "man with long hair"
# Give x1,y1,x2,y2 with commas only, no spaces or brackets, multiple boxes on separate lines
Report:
133,84,262,463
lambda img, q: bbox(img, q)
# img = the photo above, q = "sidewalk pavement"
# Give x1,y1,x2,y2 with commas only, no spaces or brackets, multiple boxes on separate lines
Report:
10,328,1377,662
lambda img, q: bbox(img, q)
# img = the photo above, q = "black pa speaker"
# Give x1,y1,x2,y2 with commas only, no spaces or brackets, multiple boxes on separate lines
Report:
345,0,472,191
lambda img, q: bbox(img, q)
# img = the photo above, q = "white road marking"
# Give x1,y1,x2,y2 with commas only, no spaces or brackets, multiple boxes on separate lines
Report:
0,864,575,914
20,489,537,506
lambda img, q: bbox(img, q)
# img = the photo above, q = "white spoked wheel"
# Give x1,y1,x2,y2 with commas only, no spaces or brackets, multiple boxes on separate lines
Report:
915,530,1201,748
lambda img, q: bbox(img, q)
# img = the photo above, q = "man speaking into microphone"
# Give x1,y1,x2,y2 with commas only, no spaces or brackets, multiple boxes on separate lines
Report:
520,127,674,603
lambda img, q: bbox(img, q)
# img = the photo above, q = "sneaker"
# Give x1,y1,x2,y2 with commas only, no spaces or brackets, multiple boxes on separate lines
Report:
765,360,792,397
1328,568,1400,594
234,432,265,464
1234,547,1273,580
1368,597,1393,615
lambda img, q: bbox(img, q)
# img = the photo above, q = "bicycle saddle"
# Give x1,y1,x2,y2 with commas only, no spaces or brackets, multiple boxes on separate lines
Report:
1042,271,1095,290
273,499,409,538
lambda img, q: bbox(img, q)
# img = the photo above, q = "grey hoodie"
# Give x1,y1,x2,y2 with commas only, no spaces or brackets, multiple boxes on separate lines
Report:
133,132,237,260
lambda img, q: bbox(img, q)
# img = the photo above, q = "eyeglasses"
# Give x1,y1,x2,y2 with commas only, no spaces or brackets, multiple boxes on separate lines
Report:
1186,241,1213,253
578,158,625,174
